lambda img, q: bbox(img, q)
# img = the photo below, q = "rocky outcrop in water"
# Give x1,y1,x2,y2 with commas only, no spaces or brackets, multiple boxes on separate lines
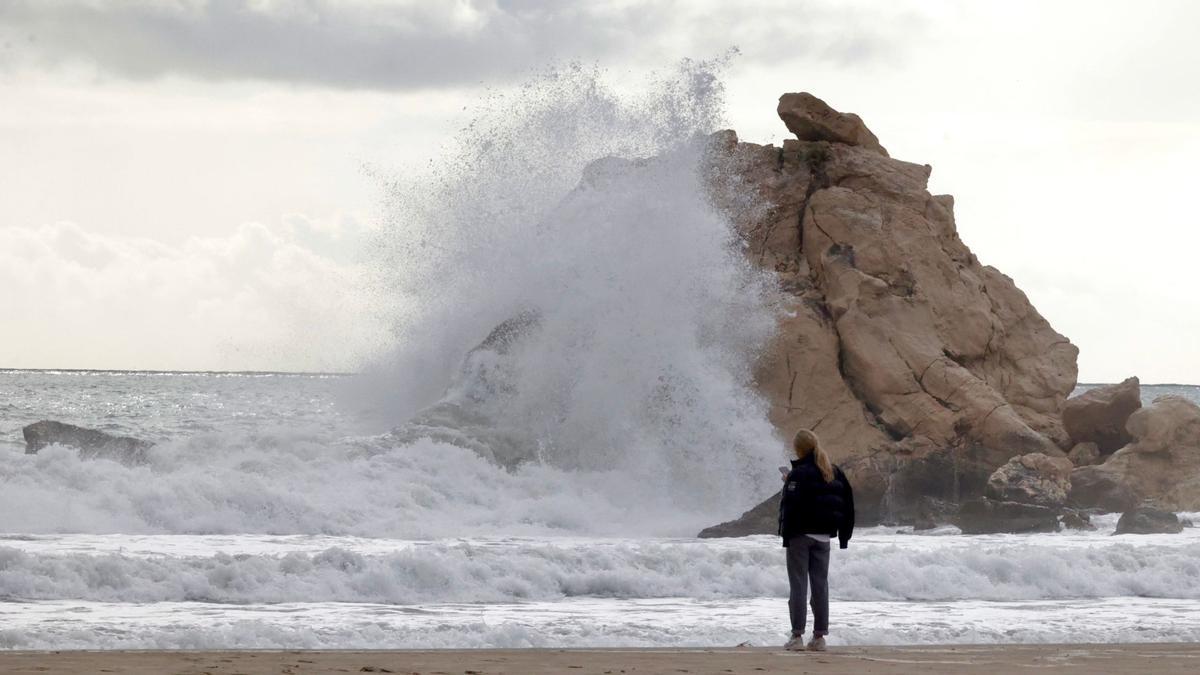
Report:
23,420,152,464
953,452,1075,533
702,92,1078,528
956,498,1060,534
697,493,779,539
1071,395,1200,511
1114,506,1184,535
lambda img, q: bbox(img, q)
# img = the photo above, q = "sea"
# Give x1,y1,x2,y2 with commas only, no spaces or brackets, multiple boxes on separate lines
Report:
0,370,1197,650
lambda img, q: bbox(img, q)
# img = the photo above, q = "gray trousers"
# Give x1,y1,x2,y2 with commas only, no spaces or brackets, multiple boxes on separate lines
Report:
786,536,830,637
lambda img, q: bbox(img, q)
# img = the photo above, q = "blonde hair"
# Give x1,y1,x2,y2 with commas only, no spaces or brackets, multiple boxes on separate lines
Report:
793,429,834,483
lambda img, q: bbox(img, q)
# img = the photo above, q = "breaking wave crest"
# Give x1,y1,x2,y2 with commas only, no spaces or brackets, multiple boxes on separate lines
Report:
358,57,782,519
3,535,1198,605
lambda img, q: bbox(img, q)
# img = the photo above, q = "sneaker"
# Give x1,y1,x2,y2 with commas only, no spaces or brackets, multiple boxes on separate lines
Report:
784,636,806,651
807,635,826,652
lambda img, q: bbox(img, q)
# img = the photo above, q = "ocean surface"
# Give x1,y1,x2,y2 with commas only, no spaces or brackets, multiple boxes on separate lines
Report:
1,370,1198,649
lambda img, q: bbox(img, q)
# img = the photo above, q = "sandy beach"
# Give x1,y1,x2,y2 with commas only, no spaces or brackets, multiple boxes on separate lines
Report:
0,645,1197,675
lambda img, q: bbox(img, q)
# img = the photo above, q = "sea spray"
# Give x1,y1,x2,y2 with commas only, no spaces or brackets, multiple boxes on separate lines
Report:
361,58,783,518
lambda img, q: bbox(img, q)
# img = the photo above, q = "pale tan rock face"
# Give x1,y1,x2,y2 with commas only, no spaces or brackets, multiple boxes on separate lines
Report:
1088,395,1200,510
705,92,1080,525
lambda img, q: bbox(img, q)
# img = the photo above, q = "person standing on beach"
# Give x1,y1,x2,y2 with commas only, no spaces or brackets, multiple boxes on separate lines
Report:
779,429,855,652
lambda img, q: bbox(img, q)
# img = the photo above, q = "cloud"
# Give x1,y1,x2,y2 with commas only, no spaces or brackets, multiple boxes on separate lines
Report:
0,217,390,371
0,0,916,90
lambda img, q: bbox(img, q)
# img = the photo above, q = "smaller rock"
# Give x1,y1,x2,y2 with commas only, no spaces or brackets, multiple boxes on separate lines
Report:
1062,377,1142,453
1114,506,1184,535
1067,442,1101,467
777,92,888,156
22,420,152,464
986,453,1073,507
1060,509,1096,531
956,498,1060,534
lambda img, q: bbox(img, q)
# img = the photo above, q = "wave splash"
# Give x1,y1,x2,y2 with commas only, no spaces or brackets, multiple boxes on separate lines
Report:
360,58,782,521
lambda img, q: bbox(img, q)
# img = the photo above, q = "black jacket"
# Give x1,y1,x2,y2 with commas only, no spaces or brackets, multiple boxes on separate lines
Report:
778,455,855,549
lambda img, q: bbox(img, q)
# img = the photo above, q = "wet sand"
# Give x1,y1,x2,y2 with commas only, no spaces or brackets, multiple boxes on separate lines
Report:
0,644,1198,675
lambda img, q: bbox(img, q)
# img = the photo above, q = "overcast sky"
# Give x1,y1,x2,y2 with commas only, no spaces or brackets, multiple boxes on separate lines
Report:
1,0,1198,383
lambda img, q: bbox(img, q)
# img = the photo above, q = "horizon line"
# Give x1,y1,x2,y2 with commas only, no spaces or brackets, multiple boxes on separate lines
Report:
0,368,1196,387
0,367,356,377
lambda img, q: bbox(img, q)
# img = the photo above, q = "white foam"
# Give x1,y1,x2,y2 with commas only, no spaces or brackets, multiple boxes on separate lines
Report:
0,435,742,538
2,530,1198,605
3,597,1200,650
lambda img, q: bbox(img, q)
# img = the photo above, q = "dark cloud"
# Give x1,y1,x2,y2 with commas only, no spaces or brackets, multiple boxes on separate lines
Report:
0,0,914,90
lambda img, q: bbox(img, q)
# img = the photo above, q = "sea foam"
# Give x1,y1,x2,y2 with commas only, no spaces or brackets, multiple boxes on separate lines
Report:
2,531,1198,605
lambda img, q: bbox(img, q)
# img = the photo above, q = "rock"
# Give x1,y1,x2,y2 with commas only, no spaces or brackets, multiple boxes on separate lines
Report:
848,449,995,525
698,491,778,538
700,92,1078,530
1060,509,1096,531
22,420,152,464
1062,377,1142,454
777,92,888,156
956,498,1060,534
1081,396,1200,510
1068,465,1137,512
1067,441,1101,467
1124,395,1200,452
985,453,1073,507
1114,506,1184,535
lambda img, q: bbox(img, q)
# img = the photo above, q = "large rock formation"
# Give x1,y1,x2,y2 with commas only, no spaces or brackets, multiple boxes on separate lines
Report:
1071,396,1200,511
1062,377,1142,454
23,420,152,464
702,92,1078,528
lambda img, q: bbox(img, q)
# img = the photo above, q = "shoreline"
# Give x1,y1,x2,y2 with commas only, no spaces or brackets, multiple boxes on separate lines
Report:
1,644,1198,674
